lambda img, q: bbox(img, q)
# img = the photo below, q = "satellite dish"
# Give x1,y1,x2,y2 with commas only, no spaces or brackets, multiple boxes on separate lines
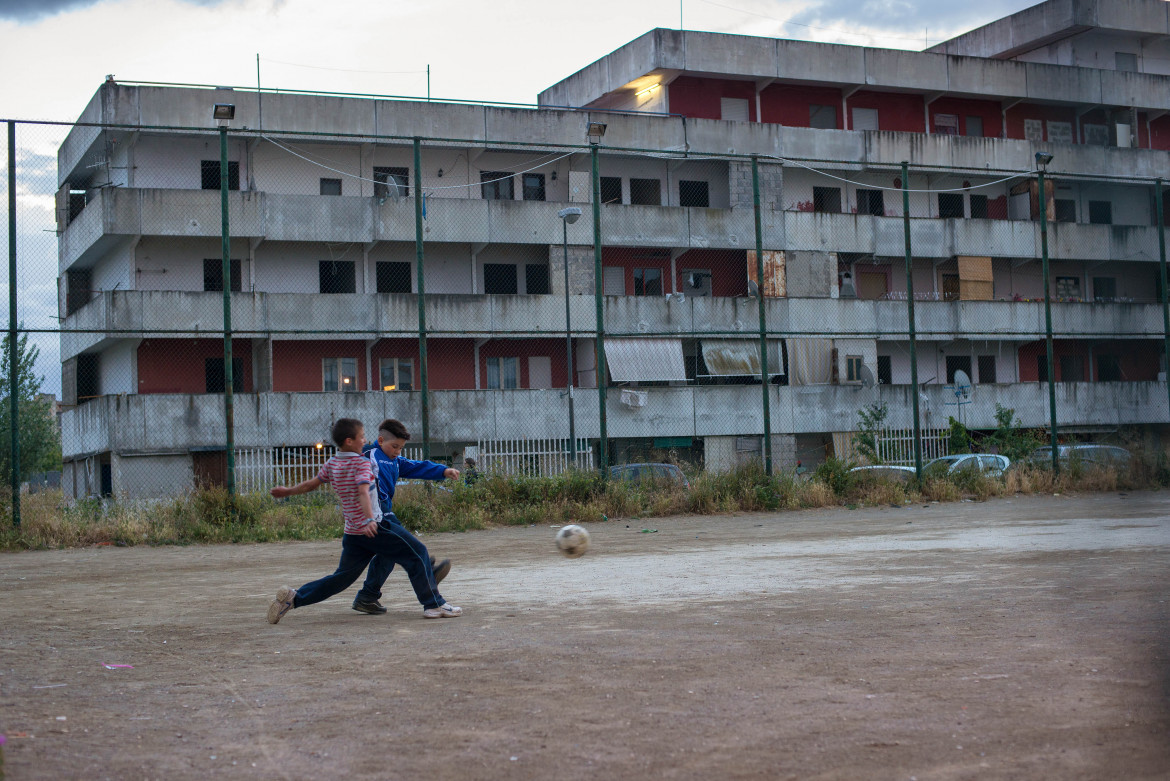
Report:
953,369,973,402
859,364,875,388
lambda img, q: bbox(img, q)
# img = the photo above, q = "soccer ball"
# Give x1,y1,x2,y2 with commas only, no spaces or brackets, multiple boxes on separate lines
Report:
555,524,590,558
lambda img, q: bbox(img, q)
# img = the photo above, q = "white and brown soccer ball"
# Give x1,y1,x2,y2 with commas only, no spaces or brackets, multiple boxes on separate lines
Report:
555,524,590,558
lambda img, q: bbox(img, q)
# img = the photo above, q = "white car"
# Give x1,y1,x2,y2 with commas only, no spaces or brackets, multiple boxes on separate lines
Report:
924,454,1010,477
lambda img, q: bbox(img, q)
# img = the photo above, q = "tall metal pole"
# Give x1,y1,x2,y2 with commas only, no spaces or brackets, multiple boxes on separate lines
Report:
591,143,607,478
413,138,430,459
902,162,923,479
1156,179,1169,422
751,157,772,476
8,122,20,527
563,219,576,467
1038,165,1058,474
219,125,235,497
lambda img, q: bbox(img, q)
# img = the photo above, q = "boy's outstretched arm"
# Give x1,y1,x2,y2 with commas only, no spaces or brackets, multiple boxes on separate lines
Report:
443,467,460,480
271,476,323,499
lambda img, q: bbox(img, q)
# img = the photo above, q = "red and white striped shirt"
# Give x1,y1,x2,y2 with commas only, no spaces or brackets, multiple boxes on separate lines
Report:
316,451,380,534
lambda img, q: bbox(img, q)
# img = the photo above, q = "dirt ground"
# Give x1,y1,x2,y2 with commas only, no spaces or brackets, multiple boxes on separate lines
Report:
1,492,1168,781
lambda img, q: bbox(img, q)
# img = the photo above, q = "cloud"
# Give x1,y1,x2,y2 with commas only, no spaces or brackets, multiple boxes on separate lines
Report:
783,0,1038,46
0,0,230,23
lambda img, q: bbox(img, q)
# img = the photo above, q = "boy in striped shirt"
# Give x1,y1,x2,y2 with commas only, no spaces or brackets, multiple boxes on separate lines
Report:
266,417,461,623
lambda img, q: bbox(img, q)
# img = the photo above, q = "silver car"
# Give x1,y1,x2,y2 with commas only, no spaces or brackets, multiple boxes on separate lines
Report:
925,454,1011,477
1027,444,1131,468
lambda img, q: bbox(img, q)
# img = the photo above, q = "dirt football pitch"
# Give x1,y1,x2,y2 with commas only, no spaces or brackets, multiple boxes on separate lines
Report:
2,492,1168,780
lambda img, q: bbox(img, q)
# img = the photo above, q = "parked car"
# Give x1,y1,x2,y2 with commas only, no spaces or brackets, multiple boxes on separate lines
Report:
1023,444,1131,469
848,464,915,482
609,463,689,489
923,453,1011,477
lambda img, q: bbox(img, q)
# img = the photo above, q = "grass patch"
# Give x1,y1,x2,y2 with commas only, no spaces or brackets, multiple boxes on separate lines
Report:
1,449,1167,551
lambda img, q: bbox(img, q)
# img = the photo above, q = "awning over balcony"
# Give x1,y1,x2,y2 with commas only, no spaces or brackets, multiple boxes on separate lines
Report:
700,339,784,377
604,338,687,383
787,338,833,386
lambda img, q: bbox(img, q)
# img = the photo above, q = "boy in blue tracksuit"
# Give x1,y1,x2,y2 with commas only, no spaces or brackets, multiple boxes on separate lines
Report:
351,418,458,615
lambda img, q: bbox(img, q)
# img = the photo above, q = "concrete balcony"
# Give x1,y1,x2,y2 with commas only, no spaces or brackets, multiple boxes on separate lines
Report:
59,289,1164,360
60,380,1169,460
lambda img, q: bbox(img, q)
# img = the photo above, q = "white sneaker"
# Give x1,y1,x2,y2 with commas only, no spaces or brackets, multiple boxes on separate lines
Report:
423,603,462,619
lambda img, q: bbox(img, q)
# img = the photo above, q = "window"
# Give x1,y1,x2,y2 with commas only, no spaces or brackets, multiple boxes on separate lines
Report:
1037,354,1048,383
76,353,100,400
945,355,972,384
877,355,892,386
319,178,342,196
525,264,550,295
1056,276,1081,298
629,178,661,206
319,260,356,293
201,160,239,190
376,261,411,293
978,355,996,384
942,274,960,301
66,269,92,316
323,357,359,392
851,107,878,131
373,167,409,198
481,171,514,200
809,104,837,129
1093,277,1117,301
486,356,518,389
934,113,959,135
379,358,413,391
1059,355,1084,383
203,258,242,292
1115,52,1138,72
522,173,546,202
600,176,622,204
67,190,87,222
720,97,750,121
845,355,863,383
813,187,842,213
1097,354,1121,382
205,358,245,394
938,193,964,219
856,189,884,216
1088,201,1112,225
484,263,518,294
633,268,663,296
679,180,710,208
1054,199,1076,223
970,195,988,219
965,116,984,137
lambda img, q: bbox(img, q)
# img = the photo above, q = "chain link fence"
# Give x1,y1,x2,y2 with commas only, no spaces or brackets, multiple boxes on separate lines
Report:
2,109,1168,518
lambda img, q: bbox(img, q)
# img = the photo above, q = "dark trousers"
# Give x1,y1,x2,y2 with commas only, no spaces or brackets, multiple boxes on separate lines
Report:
292,519,444,611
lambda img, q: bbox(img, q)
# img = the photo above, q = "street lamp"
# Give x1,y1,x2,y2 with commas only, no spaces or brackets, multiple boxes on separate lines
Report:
558,206,582,467
1035,151,1059,474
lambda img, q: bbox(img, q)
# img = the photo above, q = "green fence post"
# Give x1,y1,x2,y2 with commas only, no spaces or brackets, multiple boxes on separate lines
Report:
7,121,20,527
591,142,607,478
219,124,236,497
1156,179,1169,422
1037,160,1058,474
414,138,430,460
751,156,772,476
902,162,923,479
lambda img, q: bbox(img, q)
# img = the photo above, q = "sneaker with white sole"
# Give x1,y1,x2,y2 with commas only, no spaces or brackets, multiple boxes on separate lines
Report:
267,586,296,624
422,603,462,619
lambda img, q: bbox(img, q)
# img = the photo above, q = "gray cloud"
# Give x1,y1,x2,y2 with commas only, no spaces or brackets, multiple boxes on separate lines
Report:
0,0,227,22
783,0,1039,45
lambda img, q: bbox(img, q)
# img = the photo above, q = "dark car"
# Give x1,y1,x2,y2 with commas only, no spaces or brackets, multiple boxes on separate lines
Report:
609,463,690,489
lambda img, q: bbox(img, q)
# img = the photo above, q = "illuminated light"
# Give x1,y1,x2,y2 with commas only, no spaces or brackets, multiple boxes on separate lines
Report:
383,385,396,391
635,84,660,98
342,377,350,384
315,442,324,450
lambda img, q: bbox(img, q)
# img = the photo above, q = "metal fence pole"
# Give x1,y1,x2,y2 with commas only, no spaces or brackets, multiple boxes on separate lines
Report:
591,142,607,478
562,218,576,467
7,121,20,526
414,138,430,459
219,124,236,497
1156,179,1169,422
1038,164,1058,474
902,162,923,479
751,156,772,476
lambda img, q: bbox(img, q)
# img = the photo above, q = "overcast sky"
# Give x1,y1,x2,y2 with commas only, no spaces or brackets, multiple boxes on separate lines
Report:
0,0,1043,395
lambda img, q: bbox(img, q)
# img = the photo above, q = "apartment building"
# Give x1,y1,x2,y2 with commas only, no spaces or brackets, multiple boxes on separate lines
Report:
56,0,1170,498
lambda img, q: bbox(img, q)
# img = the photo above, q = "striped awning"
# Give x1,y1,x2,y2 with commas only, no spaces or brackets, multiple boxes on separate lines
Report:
604,338,687,383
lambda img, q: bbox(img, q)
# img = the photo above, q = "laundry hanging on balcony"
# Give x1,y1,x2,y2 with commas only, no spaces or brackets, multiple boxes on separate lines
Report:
699,339,784,378
604,338,687,383
786,338,833,386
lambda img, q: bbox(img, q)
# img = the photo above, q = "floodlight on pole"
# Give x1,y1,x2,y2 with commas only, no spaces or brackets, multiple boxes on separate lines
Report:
586,122,607,144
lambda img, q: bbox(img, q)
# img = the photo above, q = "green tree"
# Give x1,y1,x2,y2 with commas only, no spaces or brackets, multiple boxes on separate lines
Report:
983,404,1043,462
0,330,62,484
853,402,888,464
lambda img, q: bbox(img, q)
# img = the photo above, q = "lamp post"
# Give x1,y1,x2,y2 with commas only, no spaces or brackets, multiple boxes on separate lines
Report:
1036,151,1058,474
214,102,236,497
558,206,582,468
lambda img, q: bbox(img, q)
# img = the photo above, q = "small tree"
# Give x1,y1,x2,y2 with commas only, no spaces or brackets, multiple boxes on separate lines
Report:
0,330,62,484
853,402,888,464
983,404,1043,462
946,416,973,454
